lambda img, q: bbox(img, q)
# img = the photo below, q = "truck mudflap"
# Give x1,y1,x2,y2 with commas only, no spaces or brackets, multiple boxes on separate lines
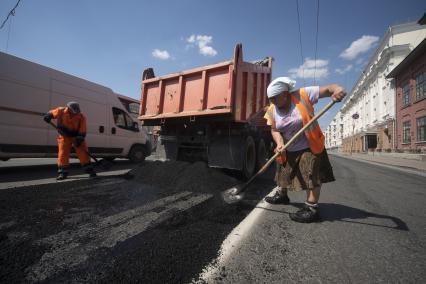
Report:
207,135,244,171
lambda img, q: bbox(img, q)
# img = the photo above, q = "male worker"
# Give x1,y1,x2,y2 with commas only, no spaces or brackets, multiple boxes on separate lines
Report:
43,101,97,180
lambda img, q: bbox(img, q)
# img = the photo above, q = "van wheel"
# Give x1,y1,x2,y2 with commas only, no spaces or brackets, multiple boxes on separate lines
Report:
129,145,146,163
242,135,256,179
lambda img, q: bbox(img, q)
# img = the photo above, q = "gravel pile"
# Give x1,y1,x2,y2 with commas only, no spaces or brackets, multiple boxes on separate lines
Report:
128,160,239,195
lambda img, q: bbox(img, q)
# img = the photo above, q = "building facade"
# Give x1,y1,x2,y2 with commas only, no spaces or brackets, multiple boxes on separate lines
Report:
387,38,426,153
326,22,426,153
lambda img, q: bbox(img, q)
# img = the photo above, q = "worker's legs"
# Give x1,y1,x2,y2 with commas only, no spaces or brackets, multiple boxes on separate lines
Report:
265,161,290,204
75,141,96,177
307,186,321,204
57,136,72,180
289,186,321,223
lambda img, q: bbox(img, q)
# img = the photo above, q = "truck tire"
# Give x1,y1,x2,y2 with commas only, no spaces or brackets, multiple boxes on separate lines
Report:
256,138,268,170
242,135,256,179
128,145,146,163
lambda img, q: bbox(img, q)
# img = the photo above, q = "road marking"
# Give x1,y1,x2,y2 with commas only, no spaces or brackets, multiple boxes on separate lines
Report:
26,191,212,282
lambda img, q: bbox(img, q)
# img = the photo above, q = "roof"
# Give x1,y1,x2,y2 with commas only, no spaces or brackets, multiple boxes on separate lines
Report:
117,94,139,104
386,37,426,78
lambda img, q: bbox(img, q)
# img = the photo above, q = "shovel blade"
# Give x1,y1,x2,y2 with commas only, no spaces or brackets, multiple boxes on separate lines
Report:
221,184,247,204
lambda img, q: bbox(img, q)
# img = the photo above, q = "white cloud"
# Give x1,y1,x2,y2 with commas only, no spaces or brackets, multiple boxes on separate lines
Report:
355,57,364,65
186,34,217,56
288,58,329,79
152,49,170,60
335,64,353,75
340,35,379,60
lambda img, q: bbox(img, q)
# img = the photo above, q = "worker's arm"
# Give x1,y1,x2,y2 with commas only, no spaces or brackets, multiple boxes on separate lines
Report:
74,115,87,147
271,128,285,152
78,115,87,138
43,107,61,123
319,84,346,102
49,107,62,119
264,104,285,152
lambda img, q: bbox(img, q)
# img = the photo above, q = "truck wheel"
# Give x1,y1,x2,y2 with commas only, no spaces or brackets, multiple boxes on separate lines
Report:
256,138,268,170
242,136,256,179
129,145,146,163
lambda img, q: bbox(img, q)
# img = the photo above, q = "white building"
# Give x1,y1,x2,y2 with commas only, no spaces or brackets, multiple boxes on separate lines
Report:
325,110,343,149
327,21,426,152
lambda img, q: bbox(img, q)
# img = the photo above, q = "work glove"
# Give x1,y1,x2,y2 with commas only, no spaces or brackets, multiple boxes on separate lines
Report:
74,136,85,148
43,113,53,123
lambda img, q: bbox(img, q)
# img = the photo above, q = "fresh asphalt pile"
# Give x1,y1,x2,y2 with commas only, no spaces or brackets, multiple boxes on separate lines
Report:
129,160,238,196
0,160,274,283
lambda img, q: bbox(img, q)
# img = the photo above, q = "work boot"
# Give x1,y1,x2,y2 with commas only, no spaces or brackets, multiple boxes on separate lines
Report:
289,203,320,223
264,188,290,205
57,167,68,180
56,172,68,180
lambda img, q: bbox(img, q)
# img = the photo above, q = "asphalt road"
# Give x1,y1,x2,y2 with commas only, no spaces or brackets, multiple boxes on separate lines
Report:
0,156,425,283
198,155,426,283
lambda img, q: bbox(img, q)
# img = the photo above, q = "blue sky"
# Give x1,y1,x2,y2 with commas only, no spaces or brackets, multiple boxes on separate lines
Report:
1,0,425,129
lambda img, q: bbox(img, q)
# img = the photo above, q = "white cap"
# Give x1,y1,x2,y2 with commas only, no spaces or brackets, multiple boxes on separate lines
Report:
267,77,296,98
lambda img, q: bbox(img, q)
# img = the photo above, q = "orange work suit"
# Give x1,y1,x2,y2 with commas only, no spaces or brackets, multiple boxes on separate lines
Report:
48,107,90,168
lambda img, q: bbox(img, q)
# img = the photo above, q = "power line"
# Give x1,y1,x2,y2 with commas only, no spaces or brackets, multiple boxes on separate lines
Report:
0,0,21,30
6,15,12,52
295,0,305,85
314,0,320,85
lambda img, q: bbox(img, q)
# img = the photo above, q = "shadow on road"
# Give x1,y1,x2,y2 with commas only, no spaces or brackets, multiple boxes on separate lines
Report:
257,202,409,231
0,160,135,184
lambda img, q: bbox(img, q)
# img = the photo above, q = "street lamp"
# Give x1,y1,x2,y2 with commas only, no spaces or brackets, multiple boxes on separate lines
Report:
350,112,359,155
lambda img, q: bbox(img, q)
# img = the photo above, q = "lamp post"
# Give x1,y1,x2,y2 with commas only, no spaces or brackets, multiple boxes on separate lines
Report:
350,112,359,155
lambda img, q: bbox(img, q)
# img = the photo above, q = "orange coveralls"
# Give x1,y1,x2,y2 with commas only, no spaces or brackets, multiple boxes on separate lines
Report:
49,107,90,168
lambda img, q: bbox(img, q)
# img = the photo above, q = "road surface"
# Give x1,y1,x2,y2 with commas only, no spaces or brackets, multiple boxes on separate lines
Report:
0,156,424,283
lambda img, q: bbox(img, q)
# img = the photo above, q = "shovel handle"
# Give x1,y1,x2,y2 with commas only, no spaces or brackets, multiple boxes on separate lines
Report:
244,100,336,185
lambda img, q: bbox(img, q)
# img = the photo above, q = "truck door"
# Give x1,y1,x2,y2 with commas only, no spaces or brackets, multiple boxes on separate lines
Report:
108,107,140,156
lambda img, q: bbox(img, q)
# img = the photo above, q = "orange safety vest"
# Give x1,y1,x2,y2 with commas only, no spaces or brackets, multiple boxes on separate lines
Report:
277,88,325,164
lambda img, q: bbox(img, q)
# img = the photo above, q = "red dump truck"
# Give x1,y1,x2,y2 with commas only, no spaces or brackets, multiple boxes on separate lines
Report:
139,44,273,177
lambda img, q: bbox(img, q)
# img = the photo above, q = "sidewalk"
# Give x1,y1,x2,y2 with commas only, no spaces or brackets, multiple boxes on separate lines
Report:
329,152,426,175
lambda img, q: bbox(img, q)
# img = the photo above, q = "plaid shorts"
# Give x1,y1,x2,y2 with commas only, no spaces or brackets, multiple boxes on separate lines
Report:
275,148,335,191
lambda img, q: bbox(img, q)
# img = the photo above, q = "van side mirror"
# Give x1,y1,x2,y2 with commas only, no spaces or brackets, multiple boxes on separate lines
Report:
132,122,140,132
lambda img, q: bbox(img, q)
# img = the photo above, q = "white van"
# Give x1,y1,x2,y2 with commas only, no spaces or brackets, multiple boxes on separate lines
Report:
0,52,151,162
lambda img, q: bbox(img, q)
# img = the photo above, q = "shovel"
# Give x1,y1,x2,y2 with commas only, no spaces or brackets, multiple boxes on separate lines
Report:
221,100,336,204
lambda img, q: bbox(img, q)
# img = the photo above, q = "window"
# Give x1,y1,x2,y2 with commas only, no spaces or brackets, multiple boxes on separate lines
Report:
417,116,426,142
128,103,140,115
416,72,426,101
402,82,410,106
403,121,411,143
112,108,138,131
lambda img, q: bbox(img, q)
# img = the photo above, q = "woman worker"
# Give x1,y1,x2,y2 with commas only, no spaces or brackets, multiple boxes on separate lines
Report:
263,77,346,223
